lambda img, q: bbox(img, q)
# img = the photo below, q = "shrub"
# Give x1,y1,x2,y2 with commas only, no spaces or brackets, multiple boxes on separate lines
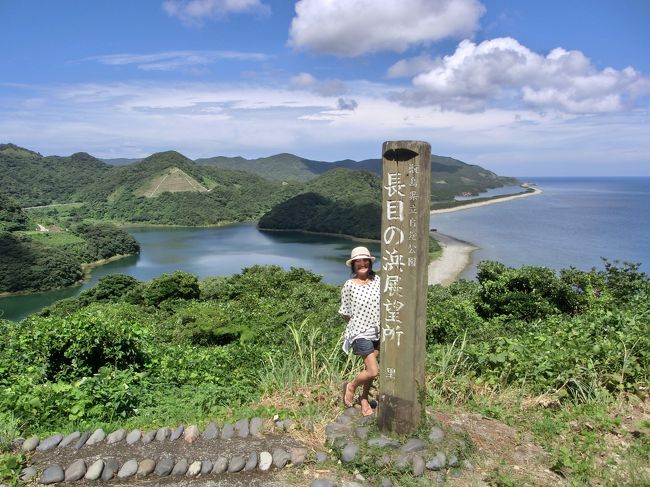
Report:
141,271,199,307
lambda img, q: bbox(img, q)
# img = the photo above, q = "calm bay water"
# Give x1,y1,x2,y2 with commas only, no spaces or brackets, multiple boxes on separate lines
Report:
432,177,650,280
2,177,648,321
0,226,380,321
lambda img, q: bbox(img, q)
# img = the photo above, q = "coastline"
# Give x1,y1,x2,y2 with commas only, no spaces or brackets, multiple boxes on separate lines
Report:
428,232,478,286
430,185,543,215
427,185,543,285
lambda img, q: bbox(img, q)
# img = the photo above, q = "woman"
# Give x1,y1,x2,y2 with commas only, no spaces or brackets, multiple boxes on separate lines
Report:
339,246,380,416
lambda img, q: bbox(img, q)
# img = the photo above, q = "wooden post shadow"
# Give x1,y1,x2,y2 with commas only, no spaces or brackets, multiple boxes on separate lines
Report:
377,140,431,435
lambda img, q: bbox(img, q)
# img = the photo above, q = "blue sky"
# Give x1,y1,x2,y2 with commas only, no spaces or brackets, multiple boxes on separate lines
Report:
1,0,649,176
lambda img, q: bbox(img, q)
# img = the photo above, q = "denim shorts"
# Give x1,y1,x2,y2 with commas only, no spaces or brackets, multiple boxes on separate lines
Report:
351,338,380,357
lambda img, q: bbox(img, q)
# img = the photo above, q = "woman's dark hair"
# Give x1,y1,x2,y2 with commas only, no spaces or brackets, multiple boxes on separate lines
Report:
351,259,376,278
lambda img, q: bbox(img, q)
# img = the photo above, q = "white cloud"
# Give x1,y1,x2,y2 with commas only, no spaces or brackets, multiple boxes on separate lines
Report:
289,72,348,96
386,54,437,78
163,0,270,24
2,80,648,175
288,0,484,56
289,72,316,88
402,37,650,113
87,50,269,71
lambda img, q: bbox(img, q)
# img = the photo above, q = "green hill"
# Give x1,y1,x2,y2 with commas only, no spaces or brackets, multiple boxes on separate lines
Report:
0,144,110,207
259,168,382,239
197,152,518,202
75,151,299,226
196,152,330,182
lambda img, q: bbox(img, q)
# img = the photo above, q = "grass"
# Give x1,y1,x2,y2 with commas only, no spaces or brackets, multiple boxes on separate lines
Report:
19,230,85,246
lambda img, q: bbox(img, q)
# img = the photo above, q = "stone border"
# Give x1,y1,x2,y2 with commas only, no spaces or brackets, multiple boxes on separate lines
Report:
15,417,321,484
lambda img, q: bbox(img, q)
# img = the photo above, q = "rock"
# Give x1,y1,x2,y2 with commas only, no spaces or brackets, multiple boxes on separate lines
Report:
355,426,370,439
85,459,104,480
429,426,445,443
20,466,37,482
202,422,219,440
86,428,106,446
126,429,141,445
39,465,64,484
412,455,425,476
106,428,126,444
64,459,86,481
426,452,447,471
200,460,213,475
272,448,291,468
155,426,171,441
341,443,360,463
141,430,156,444
394,453,410,469
221,423,234,439
74,431,91,450
357,415,375,426
315,451,328,463
282,419,294,431
325,422,352,443
155,457,175,476
228,455,246,473
234,418,249,437
311,480,335,487
301,419,315,433
184,425,200,444
58,431,80,448
171,458,189,476
101,458,119,481
170,424,184,441
344,407,359,417
21,435,39,452
290,447,308,465
343,482,364,487
401,438,427,453
244,452,258,471
187,461,201,476
137,459,156,477
11,437,24,450
117,459,138,479
212,456,228,474
333,436,348,448
381,478,393,487
250,417,264,436
367,436,400,448
337,414,354,424
259,451,273,471
448,454,459,467
463,459,473,470
37,434,62,451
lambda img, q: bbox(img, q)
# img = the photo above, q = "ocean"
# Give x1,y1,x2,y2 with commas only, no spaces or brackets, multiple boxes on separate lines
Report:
430,177,650,279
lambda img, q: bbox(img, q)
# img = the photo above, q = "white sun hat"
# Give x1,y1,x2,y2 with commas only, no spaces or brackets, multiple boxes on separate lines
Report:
345,246,376,267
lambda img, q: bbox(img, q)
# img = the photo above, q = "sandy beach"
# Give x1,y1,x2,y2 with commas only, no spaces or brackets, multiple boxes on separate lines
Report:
428,186,543,285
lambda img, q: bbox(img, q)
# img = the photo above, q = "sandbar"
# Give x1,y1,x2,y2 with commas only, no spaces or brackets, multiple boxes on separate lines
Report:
427,185,543,285
428,232,478,286
430,185,543,215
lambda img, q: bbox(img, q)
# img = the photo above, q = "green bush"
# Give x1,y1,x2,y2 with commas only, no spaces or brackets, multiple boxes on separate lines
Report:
141,271,200,307
475,261,585,321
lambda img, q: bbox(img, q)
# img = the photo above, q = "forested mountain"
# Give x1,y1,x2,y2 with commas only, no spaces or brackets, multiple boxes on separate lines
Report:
197,152,518,201
196,153,328,182
0,144,110,207
74,151,300,225
1,143,519,229
258,168,382,239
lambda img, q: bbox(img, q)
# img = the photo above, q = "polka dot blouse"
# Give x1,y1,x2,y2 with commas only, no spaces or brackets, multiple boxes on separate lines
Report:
338,276,381,349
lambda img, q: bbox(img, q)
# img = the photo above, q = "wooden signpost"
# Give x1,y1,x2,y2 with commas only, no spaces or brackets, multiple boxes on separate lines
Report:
377,140,431,434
